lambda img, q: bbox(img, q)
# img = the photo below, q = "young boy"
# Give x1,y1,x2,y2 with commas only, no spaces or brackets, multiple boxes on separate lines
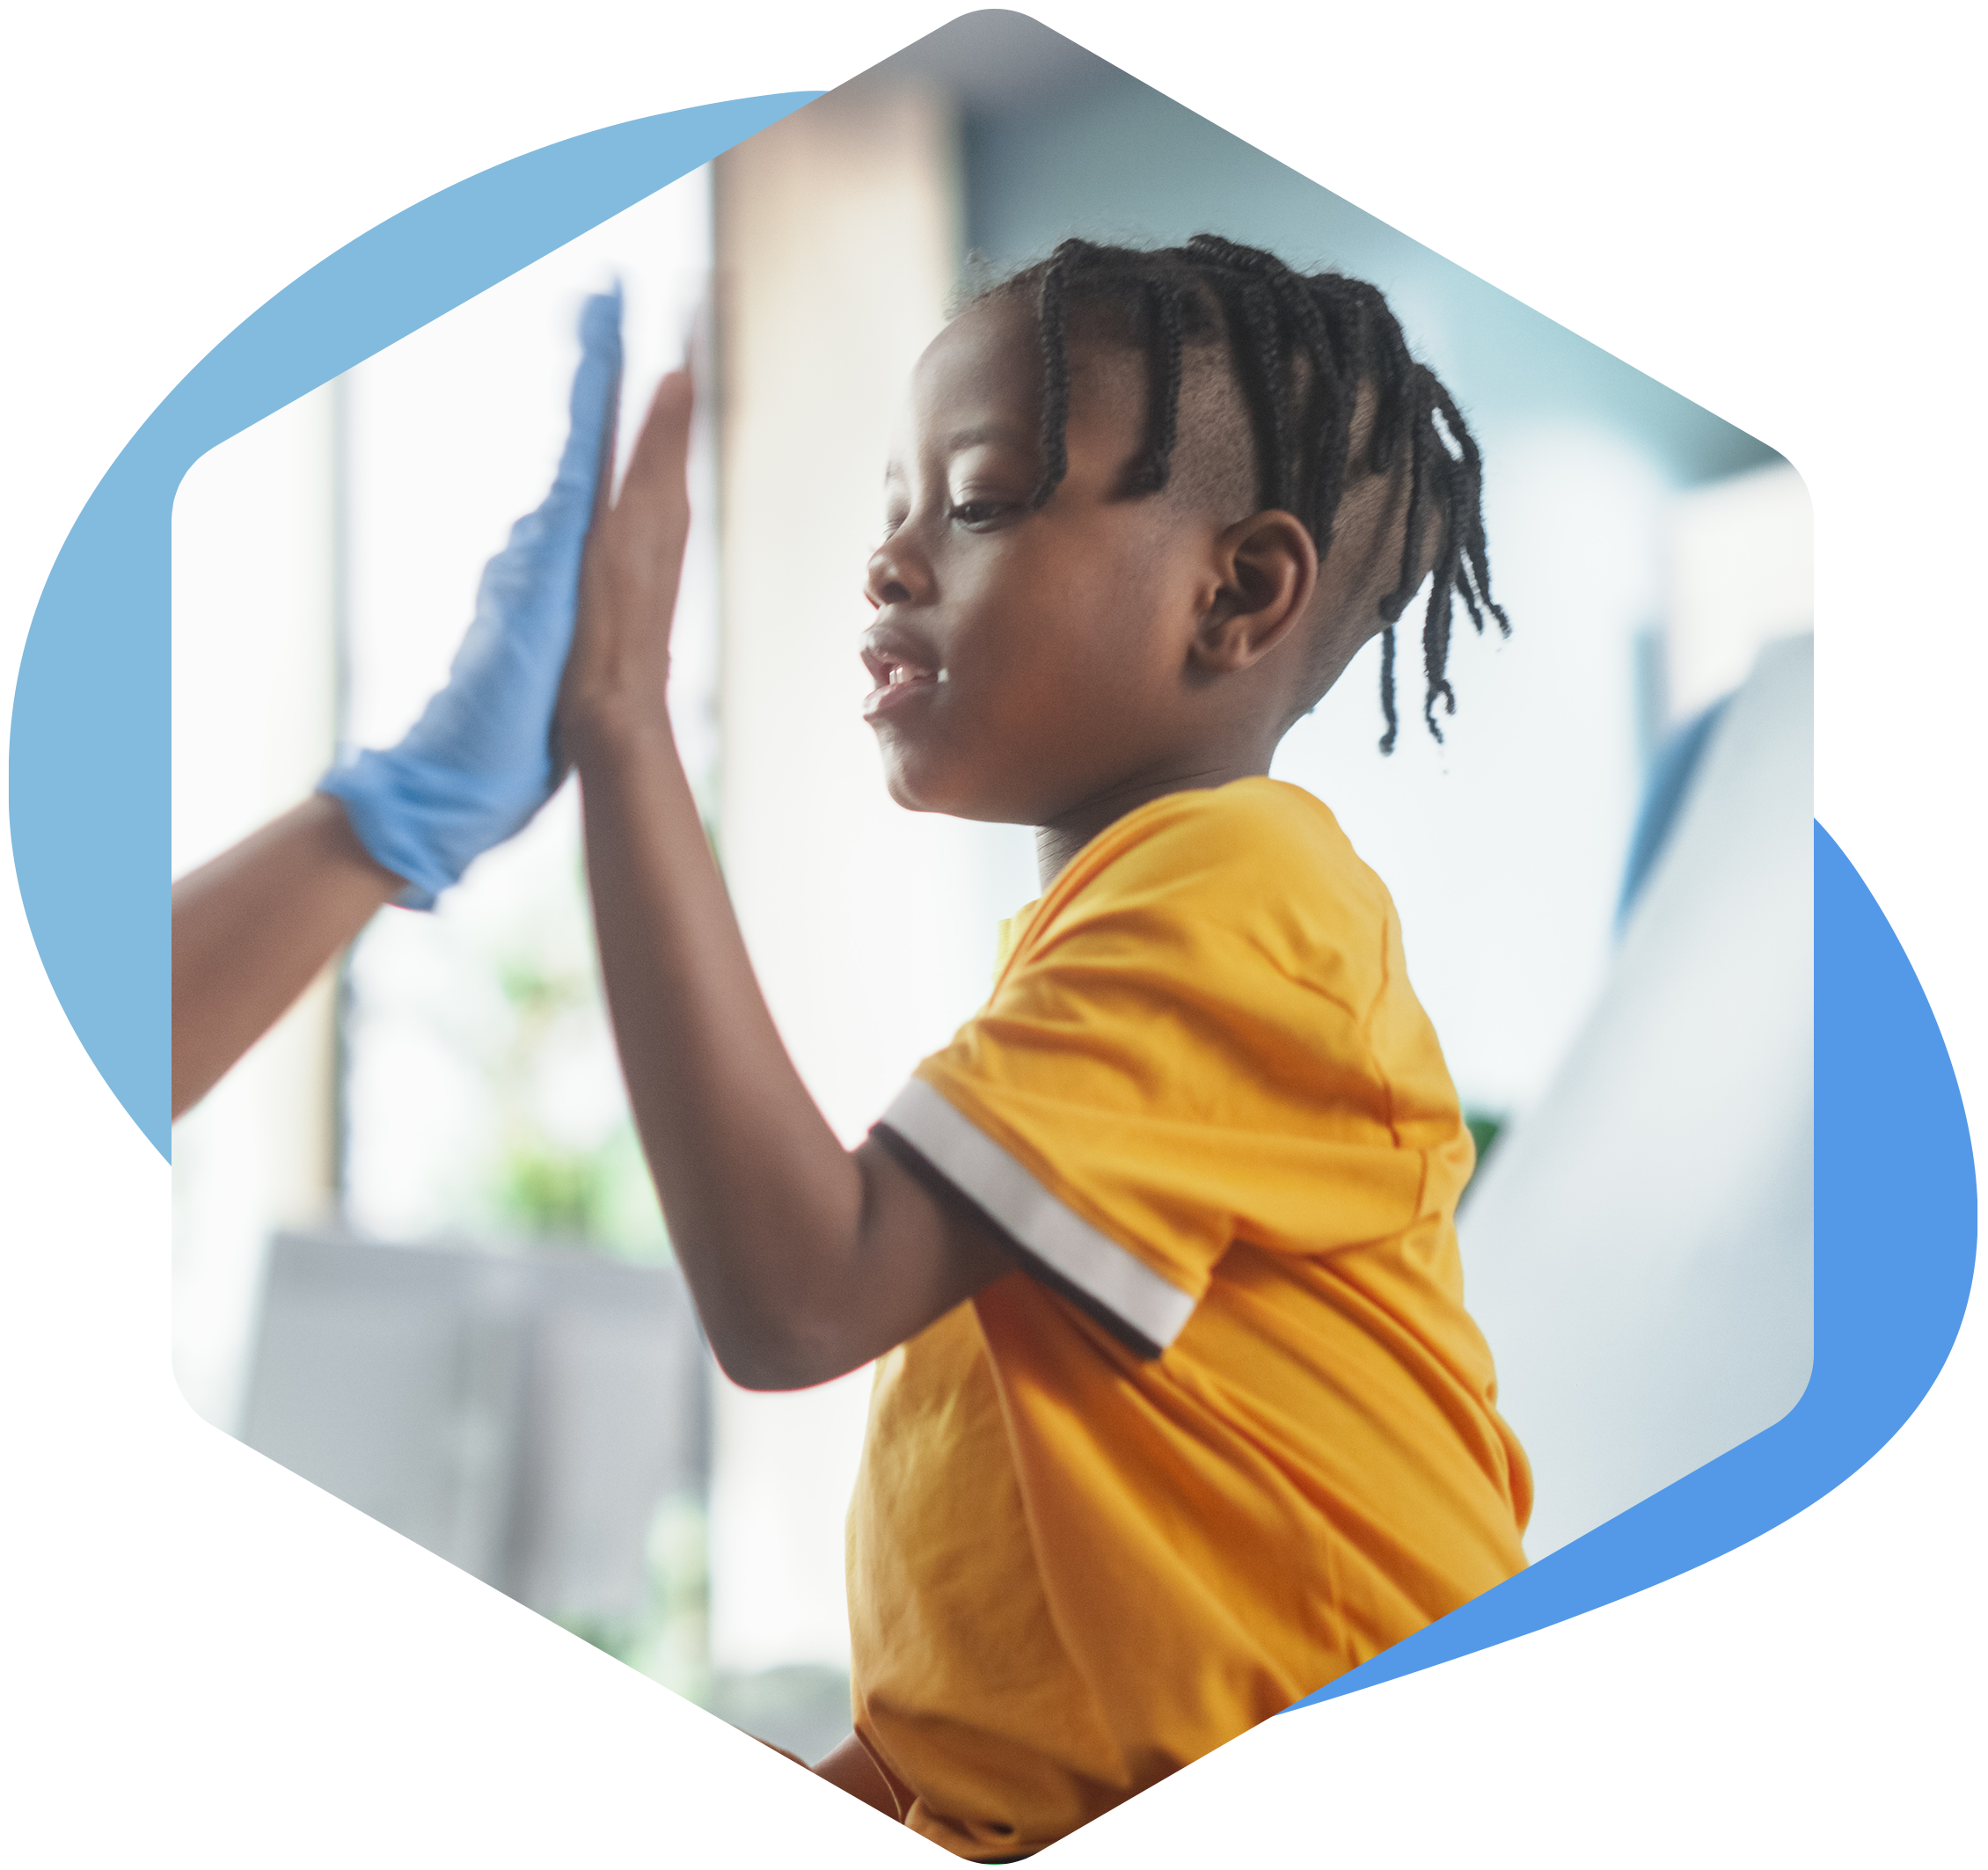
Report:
561,237,1532,1856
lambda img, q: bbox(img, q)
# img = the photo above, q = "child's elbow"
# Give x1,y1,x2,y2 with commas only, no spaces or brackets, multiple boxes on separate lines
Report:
705,1313,860,1394
708,1340,808,1392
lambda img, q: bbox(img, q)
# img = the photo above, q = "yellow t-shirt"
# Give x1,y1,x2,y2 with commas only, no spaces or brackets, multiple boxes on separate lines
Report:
847,778,1531,1859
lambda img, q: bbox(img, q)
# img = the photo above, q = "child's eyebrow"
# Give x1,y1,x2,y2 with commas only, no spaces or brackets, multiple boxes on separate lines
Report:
882,425,1032,490
942,423,1032,454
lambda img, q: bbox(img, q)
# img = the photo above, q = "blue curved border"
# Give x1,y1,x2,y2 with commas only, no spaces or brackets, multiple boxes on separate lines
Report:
2,98,815,1867
1291,823,1977,1711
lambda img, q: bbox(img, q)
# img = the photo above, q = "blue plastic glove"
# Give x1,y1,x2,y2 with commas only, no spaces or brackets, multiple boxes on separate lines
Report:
320,287,624,909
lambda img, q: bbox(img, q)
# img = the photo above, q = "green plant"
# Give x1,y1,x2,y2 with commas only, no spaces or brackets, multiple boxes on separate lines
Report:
496,1141,613,1240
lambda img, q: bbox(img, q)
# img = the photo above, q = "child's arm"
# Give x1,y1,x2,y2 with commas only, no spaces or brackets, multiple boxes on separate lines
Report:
562,375,1014,1392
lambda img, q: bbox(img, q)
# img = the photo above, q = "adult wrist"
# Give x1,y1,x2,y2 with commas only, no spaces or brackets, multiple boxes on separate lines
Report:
317,748,480,911
311,792,411,895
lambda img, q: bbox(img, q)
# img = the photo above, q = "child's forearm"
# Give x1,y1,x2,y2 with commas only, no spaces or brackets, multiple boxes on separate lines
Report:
573,715,1008,1389
172,795,402,1119
576,713,858,1377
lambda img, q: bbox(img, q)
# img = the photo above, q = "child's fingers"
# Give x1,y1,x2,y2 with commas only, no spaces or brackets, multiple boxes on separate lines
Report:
617,369,694,510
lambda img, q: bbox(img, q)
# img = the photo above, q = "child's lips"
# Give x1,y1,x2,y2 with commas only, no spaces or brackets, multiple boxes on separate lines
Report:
862,662,946,721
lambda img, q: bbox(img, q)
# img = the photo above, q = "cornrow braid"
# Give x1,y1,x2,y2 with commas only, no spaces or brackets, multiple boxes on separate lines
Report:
984,235,1508,751
1185,260,1291,515
1127,276,1185,496
1027,244,1077,510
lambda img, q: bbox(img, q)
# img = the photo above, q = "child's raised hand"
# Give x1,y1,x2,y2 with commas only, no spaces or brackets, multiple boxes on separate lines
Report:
318,288,624,908
557,336,1015,1406
558,366,696,769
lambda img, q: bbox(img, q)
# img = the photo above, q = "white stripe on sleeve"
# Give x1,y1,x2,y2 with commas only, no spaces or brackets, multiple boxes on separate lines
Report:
880,1077,1198,1355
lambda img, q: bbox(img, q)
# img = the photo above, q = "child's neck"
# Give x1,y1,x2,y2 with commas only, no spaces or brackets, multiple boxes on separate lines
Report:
1033,759,1270,889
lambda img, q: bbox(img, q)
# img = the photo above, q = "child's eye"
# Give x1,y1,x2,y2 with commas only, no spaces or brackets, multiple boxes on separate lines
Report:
949,500,1014,528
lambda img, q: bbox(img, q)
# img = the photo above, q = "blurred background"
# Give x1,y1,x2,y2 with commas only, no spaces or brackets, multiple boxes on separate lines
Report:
171,12,1813,1754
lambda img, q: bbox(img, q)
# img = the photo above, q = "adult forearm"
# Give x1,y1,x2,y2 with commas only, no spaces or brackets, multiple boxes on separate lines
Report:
171,795,402,1119
574,718,872,1388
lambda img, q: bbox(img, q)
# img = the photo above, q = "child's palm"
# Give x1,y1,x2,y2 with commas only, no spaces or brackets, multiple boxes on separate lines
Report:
562,370,695,761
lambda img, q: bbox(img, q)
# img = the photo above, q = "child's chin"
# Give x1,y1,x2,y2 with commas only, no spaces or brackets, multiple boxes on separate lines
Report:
878,749,1027,823
878,752,962,817
883,776,954,817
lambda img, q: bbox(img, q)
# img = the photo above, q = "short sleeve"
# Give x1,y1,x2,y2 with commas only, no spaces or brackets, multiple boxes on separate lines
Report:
872,785,1440,1359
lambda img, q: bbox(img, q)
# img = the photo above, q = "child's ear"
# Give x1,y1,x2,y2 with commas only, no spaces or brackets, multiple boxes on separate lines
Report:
1191,510,1319,674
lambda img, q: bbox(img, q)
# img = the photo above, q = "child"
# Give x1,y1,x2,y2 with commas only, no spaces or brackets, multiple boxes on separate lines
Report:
561,236,1531,1857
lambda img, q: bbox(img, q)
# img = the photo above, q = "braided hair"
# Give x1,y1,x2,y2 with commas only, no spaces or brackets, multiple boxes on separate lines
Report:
976,236,1509,751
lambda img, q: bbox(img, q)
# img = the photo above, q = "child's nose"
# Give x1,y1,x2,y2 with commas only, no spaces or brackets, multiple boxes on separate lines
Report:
865,540,923,610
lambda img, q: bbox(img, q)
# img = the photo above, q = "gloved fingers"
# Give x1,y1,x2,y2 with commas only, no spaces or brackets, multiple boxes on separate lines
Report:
473,285,622,670
546,283,625,518
336,288,623,906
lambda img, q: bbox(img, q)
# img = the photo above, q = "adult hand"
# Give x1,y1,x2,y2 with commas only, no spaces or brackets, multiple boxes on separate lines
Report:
319,286,624,908
557,364,694,769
